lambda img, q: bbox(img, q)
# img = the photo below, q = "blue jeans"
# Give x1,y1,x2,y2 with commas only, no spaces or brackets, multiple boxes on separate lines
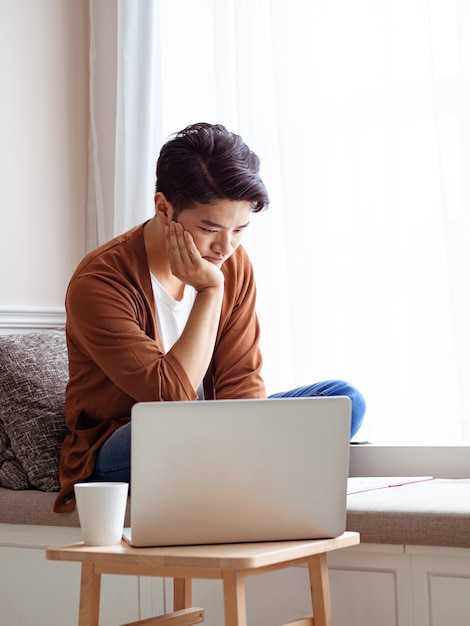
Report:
92,380,366,483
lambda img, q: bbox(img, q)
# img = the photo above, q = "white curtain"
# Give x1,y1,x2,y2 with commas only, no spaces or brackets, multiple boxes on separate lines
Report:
87,0,157,249
88,0,470,445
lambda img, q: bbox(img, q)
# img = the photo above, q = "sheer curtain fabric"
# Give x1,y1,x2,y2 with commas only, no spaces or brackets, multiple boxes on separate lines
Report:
87,0,470,444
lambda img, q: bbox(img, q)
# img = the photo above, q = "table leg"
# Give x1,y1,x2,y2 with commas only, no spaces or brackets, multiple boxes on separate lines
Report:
174,578,192,611
79,561,101,626
308,554,333,626
222,569,247,626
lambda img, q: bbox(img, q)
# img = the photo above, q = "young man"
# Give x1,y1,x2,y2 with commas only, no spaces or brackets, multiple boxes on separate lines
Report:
55,123,365,512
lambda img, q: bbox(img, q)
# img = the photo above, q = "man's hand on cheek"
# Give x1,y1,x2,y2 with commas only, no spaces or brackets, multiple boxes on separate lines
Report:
165,221,224,292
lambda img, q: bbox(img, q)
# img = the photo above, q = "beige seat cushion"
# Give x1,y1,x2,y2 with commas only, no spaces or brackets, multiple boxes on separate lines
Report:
346,478,470,547
0,487,130,528
2,479,469,548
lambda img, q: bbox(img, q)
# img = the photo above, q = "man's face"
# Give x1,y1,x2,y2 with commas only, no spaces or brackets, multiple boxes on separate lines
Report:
173,200,252,268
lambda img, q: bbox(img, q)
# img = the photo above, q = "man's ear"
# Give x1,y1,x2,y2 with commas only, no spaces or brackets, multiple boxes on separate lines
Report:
154,192,174,224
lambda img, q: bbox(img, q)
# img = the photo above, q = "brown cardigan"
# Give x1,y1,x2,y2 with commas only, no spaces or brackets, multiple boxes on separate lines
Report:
55,223,265,512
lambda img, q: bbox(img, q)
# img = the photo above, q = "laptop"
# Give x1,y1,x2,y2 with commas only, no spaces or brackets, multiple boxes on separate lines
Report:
123,396,351,547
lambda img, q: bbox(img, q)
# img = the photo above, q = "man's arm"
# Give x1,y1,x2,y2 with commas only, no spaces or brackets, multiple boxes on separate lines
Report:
164,221,225,391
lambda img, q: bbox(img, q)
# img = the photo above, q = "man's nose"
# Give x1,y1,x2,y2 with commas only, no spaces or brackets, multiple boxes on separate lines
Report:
213,232,232,255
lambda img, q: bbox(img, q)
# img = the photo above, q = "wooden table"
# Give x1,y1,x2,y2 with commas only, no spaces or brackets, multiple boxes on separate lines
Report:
46,531,359,626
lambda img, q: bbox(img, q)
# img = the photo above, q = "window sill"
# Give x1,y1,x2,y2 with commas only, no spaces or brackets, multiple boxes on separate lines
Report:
349,444,470,478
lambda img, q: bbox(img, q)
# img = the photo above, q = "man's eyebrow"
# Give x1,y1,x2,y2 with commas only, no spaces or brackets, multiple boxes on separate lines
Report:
201,219,250,229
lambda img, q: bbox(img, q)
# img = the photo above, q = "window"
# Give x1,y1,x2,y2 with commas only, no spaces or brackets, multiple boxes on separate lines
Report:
91,0,470,444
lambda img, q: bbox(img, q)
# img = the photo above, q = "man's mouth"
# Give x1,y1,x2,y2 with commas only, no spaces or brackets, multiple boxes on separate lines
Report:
205,256,225,266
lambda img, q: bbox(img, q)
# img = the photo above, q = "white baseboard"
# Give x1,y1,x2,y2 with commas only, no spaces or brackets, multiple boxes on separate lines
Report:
0,306,66,334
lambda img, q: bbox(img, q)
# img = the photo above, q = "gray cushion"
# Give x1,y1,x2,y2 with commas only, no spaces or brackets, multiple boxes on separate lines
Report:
0,330,68,491
0,421,30,489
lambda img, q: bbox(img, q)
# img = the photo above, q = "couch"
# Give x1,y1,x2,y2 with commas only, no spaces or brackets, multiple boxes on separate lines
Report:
2,329,470,544
2,328,470,626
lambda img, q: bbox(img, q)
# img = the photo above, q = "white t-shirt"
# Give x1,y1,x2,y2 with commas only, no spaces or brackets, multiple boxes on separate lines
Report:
150,273,204,399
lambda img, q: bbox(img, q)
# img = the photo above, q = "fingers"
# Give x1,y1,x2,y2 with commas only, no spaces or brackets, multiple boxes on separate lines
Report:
166,221,187,256
165,221,224,291
165,221,198,269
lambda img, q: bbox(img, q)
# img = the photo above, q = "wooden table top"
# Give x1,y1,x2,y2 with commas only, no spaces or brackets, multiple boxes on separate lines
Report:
46,531,360,571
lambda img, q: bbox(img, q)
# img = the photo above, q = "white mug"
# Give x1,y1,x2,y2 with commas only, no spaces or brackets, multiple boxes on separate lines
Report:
74,482,129,546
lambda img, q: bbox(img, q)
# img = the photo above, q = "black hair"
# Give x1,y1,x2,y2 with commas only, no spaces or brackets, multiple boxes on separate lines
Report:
155,123,269,218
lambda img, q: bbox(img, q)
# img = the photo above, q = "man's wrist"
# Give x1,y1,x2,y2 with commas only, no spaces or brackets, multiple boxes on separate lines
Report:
195,281,224,295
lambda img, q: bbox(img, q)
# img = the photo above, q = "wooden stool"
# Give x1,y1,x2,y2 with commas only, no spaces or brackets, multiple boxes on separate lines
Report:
46,531,359,626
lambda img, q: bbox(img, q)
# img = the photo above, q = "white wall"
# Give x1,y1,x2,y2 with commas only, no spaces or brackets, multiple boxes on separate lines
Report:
0,0,88,307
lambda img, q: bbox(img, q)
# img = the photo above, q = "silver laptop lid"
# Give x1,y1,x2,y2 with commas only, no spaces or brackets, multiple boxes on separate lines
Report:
127,397,351,547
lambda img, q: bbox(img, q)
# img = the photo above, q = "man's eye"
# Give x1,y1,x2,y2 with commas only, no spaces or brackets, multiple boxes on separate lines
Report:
201,227,218,233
